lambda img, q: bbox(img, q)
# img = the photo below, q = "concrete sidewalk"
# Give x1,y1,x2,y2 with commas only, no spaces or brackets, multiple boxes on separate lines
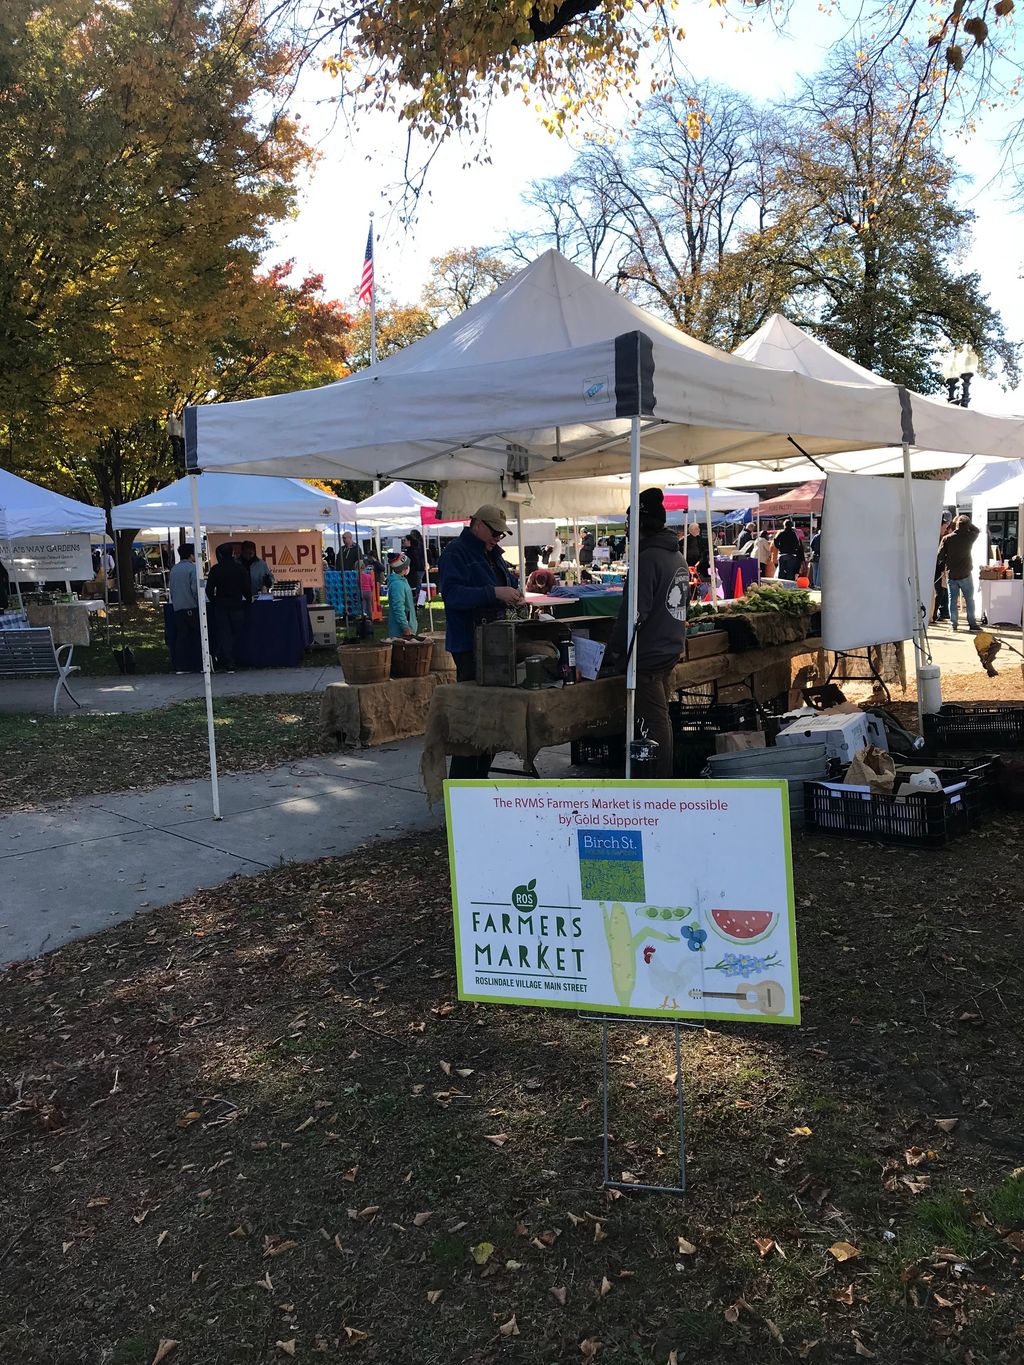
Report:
0,740,440,962
0,662,344,714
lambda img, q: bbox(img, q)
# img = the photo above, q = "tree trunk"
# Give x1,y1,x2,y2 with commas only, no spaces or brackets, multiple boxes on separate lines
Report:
114,527,139,606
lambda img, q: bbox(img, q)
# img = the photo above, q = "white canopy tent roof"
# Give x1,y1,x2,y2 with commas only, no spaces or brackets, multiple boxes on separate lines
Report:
183,253,1024,486
943,455,1024,504
111,474,355,530
0,467,105,539
717,314,1007,488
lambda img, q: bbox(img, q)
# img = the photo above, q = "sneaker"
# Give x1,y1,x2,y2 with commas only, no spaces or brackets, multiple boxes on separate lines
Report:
968,624,980,632
174,671,186,676
227,668,236,674
950,625,958,631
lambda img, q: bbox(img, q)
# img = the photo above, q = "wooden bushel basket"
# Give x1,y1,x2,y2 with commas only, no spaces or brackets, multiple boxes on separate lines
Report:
390,637,433,678
338,641,392,684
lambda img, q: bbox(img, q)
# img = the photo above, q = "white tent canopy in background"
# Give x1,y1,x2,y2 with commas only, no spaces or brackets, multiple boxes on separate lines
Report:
0,467,105,539
943,455,1024,504
354,481,434,523
110,474,356,530
438,473,757,521
183,252,1024,486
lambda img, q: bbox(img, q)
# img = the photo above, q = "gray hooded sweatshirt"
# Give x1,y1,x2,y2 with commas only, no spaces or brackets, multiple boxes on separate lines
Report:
609,530,689,671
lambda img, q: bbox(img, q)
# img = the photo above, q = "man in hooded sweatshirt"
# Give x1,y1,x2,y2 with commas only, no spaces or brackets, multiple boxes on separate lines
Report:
607,488,689,777
206,544,252,672
937,513,981,631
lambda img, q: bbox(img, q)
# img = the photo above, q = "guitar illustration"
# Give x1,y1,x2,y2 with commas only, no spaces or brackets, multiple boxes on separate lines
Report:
688,979,786,1016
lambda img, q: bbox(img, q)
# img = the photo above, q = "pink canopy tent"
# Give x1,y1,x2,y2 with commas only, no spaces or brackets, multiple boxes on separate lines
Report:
757,479,825,518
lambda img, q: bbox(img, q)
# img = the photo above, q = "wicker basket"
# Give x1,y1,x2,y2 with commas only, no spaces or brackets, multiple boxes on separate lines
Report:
338,641,392,684
425,633,455,673
390,638,433,678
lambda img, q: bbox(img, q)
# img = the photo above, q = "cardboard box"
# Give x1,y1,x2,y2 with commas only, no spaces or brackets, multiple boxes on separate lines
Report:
715,731,767,754
775,711,872,763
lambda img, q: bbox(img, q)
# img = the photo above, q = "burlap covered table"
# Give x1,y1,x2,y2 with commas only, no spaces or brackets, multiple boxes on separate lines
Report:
421,637,823,805
320,671,455,747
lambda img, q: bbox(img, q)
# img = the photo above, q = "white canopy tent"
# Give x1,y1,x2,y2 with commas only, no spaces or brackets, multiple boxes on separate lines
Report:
111,473,355,530
1,468,105,607
179,252,1024,807
943,455,1024,505
0,467,105,539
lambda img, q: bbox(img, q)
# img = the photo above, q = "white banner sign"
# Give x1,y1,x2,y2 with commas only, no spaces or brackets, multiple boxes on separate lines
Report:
446,780,799,1025
2,534,93,582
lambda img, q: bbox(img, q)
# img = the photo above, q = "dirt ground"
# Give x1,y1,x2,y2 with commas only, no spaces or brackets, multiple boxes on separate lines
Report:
3,823,1023,1365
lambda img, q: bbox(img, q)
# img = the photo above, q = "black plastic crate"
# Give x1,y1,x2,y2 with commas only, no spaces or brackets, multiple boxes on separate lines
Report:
803,776,980,848
670,698,758,736
922,703,1024,750
570,735,625,768
904,753,999,821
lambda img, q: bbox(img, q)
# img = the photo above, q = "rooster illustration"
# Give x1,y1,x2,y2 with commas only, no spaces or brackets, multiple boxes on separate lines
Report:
641,944,695,1009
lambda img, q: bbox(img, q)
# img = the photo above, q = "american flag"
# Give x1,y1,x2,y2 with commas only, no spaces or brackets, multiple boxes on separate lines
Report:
358,222,374,306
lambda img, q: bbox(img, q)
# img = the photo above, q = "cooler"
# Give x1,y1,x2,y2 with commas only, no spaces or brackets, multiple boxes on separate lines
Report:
776,711,872,763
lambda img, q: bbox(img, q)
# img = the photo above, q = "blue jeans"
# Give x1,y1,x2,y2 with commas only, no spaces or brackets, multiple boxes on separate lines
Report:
947,576,978,628
811,561,821,588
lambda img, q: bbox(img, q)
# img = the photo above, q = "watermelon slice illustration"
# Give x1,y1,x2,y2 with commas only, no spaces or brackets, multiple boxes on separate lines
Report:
709,908,778,944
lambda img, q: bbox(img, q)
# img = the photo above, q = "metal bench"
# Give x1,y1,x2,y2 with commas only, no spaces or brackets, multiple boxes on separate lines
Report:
0,626,81,715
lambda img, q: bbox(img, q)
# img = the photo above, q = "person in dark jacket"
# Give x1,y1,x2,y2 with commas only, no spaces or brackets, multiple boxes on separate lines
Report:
808,528,822,588
438,505,524,778
683,523,706,568
405,528,426,598
206,543,252,672
607,489,689,778
736,522,756,552
773,519,803,579
339,531,360,572
579,530,596,565
937,514,981,630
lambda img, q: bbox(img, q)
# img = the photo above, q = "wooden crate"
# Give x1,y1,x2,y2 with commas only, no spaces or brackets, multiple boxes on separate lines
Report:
684,629,729,661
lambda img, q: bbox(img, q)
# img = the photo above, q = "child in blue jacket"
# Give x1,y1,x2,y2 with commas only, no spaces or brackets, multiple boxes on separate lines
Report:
387,553,418,638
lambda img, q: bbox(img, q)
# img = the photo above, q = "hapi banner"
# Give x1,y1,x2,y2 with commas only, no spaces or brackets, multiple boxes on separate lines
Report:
446,779,799,1025
207,531,324,588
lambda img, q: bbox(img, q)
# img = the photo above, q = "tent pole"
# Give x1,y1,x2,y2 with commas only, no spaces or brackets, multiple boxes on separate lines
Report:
901,439,927,736
572,517,580,567
1018,501,1024,679
516,505,526,586
625,416,641,779
702,481,719,610
189,473,221,820
424,533,435,633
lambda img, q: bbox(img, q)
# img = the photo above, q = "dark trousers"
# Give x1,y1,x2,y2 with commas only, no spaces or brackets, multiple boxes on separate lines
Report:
634,666,675,778
172,608,200,672
449,650,494,779
408,571,422,599
778,553,801,580
212,604,245,670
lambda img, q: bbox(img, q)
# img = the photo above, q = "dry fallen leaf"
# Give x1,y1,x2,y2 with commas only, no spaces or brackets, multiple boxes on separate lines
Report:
676,1236,697,1256
342,1166,359,1182
264,1237,298,1257
788,1126,813,1138
343,1327,369,1343
829,1241,860,1262
413,1212,434,1227
156,1230,169,1248
484,1133,509,1147
440,1060,452,1075
551,1285,567,1306
87,1196,111,1208
256,1272,274,1292
934,1118,959,1133
152,1342,178,1365
593,1222,607,1243
833,1284,854,1306
275,1342,296,1358
852,1336,876,1358
470,1241,495,1265
426,1289,443,1305
754,1236,775,1258
580,1339,601,1360
599,1276,613,1297
505,1259,523,1271
499,1315,520,1337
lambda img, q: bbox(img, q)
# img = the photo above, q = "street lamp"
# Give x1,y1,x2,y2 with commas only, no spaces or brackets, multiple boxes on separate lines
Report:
940,345,980,407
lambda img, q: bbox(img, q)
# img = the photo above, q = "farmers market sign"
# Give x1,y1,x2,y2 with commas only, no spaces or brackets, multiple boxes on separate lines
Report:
445,780,799,1025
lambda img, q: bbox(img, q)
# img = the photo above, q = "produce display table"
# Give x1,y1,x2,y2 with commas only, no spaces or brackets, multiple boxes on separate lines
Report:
980,577,1023,627
320,671,455,747
163,596,313,670
421,634,823,804
714,556,759,599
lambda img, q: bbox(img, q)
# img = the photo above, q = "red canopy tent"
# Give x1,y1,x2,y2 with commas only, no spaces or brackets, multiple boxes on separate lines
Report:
757,479,825,517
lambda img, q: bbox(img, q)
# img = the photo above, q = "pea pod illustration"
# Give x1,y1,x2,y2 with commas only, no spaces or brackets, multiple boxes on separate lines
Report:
600,901,677,1007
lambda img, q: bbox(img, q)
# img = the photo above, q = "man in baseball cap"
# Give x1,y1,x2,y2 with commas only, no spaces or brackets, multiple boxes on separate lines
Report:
437,502,524,776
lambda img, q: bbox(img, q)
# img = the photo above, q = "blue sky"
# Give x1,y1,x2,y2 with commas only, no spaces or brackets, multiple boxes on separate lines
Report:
268,7,1024,412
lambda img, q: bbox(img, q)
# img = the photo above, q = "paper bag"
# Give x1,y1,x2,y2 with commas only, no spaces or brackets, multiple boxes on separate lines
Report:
844,745,896,794
715,731,766,754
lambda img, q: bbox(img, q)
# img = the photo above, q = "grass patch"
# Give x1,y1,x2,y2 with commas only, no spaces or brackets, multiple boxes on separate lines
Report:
0,692,334,806
2,825,1024,1363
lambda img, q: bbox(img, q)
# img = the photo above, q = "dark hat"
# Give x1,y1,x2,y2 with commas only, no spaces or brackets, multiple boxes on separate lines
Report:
637,487,667,528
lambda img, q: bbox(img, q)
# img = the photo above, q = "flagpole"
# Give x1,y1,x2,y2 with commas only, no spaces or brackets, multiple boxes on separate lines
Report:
369,212,377,369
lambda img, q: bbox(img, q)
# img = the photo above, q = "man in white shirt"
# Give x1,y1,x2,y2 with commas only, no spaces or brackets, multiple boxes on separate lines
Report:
748,530,772,577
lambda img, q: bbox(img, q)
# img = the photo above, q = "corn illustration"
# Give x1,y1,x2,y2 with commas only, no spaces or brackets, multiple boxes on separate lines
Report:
600,901,677,1007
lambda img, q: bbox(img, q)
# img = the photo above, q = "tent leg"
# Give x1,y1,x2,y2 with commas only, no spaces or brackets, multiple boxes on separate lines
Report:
901,439,928,736
702,482,719,610
516,506,526,586
190,474,221,820
625,416,641,779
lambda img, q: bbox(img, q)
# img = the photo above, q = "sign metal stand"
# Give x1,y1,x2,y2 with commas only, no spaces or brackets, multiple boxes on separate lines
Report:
582,1013,700,1197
